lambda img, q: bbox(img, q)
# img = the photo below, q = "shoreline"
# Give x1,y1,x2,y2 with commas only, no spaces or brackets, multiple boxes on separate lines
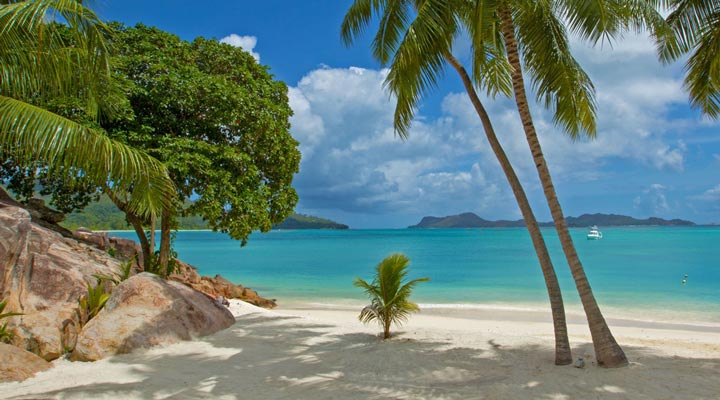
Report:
3,299,718,399
275,298,720,330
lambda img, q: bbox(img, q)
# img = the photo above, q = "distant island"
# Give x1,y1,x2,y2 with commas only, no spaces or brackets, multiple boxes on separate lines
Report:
409,212,696,228
272,214,349,230
62,196,348,230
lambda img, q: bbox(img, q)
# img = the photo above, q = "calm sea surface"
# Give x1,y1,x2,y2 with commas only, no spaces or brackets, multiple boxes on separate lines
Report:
110,227,719,324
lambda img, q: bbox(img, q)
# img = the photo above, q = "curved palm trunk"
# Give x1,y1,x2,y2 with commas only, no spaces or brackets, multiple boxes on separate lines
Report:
444,53,572,365
498,6,627,367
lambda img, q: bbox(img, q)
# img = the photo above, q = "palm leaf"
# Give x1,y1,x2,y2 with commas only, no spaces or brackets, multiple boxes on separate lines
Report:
354,253,428,338
513,1,598,138
0,96,174,218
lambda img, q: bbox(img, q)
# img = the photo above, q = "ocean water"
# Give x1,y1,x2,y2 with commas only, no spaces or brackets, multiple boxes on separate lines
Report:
110,227,719,324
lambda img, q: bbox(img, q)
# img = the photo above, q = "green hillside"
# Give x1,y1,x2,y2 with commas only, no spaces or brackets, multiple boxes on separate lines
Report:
61,196,348,230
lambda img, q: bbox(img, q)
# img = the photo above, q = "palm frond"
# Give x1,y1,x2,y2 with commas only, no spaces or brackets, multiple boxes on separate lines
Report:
682,9,720,118
385,0,456,138
0,0,114,117
0,96,175,218
663,0,719,60
354,253,428,338
459,0,513,97
341,0,385,47
513,1,597,138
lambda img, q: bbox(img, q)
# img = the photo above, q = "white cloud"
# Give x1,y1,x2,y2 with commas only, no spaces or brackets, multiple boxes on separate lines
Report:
694,185,720,202
287,66,516,226
634,184,670,216
219,34,260,61
284,30,716,226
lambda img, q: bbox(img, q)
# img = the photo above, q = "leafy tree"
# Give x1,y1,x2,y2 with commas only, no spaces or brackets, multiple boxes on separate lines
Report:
342,0,573,364
0,0,174,220
354,254,429,339
100,24,300,270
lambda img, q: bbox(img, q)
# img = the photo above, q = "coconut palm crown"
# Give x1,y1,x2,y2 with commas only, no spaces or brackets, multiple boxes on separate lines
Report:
354,253,429,339
0,0,174,218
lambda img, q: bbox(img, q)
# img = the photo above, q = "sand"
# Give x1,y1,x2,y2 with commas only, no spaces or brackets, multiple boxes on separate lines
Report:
2,300,719,400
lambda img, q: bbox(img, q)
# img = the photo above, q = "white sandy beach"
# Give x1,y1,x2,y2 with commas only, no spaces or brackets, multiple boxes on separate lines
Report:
2,300,719,400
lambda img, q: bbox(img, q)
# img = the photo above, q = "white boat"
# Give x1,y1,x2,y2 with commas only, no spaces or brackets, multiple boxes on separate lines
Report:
587,225,603,240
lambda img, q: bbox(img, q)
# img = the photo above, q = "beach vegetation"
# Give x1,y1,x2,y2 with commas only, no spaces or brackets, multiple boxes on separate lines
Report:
93,258,135,286
0,300,23,343
77,281,110,327
0,0,175,222
354,253,429,339
99,24,300,271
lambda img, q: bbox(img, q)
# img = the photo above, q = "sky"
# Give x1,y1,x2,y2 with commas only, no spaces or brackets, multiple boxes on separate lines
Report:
97,1,720,228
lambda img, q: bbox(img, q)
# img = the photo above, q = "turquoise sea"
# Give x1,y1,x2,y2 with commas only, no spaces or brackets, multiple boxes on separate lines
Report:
110,227,719,324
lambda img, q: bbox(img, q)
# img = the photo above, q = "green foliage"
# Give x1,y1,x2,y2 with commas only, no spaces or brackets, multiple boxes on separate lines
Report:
354,254,429,339
77,281,110,327
0,1,175,220
93,258,134,286
103,23,300,246
657,0,720,118
0,300,23,343
144,250,177,278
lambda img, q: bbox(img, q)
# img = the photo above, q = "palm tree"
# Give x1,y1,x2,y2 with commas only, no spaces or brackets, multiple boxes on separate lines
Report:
342,0,574,364
0,0,174,219
658,0,720,118
474,0,652,367
354,253,429,339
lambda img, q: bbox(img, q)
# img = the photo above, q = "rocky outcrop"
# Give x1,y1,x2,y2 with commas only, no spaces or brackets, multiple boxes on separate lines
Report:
0,342,52,382
71,273,235,361
72,229,276,308
0,205,120,360
170,261,277,308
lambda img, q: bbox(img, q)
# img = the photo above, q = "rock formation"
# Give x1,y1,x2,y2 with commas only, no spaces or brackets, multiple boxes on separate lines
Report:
170,261,277,308
0,205,120,360
0,343,52,382
71,273,235,361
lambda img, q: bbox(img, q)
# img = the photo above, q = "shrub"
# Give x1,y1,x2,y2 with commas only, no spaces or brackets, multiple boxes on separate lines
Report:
354,253,429,339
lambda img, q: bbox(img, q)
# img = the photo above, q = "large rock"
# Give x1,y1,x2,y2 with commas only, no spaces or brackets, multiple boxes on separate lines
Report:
0,205,120,360
170,261,277,308
0,343,52,382
71,273,235,361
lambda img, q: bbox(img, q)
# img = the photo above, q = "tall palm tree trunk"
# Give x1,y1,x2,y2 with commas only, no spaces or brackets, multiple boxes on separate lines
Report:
498,6,627,367
444,53,572,365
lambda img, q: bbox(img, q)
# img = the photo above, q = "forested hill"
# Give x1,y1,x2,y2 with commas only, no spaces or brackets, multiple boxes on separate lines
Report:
409,212,696,228
272,214,349,230
61,196,348,230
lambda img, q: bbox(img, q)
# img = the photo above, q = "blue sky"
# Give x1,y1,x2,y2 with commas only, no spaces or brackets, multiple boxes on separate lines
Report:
98,1,720,228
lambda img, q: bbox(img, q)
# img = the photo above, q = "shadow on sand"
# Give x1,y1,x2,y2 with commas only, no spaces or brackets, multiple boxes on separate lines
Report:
7,311,720,400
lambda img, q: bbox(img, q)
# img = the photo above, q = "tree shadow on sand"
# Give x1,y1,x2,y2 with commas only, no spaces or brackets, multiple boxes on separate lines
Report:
7,311,720,400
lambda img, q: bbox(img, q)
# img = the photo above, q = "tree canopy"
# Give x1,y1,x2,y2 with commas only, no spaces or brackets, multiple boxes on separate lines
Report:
104,24,300,245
